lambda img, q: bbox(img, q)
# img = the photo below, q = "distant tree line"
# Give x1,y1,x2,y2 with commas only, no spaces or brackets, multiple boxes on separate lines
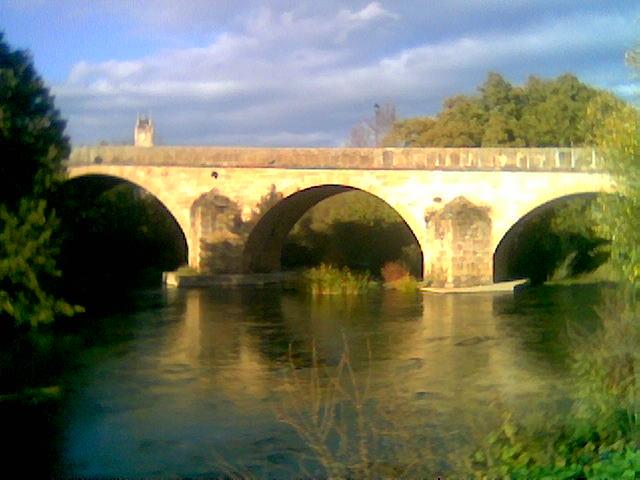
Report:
383,72,624,148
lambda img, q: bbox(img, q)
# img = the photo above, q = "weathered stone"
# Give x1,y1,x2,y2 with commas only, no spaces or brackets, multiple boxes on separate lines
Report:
67,146,613,288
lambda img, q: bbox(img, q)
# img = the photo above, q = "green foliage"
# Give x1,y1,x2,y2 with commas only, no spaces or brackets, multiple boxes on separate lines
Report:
496,197,609,285
57,181,187,290
384,72,625,148
465,296,640,479
283,191,423,277
296,190,401,229
0,199,79,328
0,32,68,208
0,33,75,328
302,265,377,295
587,95,640,294
466,412,640,479
383,117,436,147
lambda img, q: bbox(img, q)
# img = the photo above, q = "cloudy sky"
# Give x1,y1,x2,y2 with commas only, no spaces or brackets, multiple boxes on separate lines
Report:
1,1,639,146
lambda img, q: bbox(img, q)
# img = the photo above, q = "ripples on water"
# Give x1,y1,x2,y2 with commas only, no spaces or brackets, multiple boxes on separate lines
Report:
50,284,602,477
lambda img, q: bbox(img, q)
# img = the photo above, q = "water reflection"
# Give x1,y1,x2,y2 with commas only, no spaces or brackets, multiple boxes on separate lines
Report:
58,284,602,477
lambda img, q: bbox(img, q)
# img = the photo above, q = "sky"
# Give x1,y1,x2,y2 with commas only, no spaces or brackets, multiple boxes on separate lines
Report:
1,0,639,146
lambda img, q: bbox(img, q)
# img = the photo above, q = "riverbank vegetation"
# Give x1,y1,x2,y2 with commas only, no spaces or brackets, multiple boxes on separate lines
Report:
297,261,421,296
282,190,423,278
302,264,378,295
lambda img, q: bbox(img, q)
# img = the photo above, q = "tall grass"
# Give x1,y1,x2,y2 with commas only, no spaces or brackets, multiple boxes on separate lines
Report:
275,337,437,478
302,264,378,295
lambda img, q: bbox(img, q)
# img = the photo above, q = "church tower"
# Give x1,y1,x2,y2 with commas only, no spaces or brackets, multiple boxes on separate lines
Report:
134,115,154,147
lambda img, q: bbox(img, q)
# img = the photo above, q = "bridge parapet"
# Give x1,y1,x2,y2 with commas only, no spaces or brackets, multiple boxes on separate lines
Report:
67,146,603,172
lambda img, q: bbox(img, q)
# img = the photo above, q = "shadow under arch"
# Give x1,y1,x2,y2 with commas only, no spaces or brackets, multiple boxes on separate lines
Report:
242,184,424,278
493,192,603,284
58,173,188,273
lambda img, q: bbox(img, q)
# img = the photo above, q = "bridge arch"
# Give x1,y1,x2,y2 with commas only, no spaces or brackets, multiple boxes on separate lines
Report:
241,184,425,278
493,192,602,283
63,172,189,267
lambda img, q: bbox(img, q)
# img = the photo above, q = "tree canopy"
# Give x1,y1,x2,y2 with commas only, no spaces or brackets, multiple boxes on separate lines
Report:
0,32,68,208
384,72,625,147
0,32,75,329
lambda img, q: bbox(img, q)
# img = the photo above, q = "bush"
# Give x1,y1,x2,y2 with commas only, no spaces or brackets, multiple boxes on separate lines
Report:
381,261,409,283
381,261,419,292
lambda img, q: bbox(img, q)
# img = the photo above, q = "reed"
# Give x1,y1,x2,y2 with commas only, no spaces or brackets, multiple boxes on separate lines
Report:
275,337,438,479
302,264,378,295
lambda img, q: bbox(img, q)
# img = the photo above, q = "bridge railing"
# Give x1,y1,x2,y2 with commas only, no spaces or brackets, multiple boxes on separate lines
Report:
383,147,602,171
66,146,604,172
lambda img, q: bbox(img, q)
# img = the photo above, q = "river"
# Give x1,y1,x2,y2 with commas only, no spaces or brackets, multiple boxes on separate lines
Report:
13,284,606,477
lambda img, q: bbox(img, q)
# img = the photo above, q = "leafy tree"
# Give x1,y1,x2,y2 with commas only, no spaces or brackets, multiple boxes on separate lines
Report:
0,200,75,327
383,72,622,148
591,91,640,294
382,117,435,147
0,32,75,329
0,33,68,207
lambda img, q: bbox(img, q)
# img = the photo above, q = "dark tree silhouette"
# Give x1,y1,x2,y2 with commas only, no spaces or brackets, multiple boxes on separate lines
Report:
0,32,74,328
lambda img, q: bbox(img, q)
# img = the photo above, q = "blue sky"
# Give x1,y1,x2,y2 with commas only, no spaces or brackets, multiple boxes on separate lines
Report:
1,1,639,146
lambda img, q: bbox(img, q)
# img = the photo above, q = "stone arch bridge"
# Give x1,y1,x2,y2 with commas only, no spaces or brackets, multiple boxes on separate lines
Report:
67,146,613,288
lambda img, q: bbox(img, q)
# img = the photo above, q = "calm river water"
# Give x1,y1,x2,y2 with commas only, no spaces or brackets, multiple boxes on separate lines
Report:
45,284,603,477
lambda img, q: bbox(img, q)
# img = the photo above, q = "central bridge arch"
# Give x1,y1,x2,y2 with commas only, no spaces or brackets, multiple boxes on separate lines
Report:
241,185,425,276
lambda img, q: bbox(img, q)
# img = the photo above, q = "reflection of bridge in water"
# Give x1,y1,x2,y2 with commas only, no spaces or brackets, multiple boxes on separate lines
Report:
67,146,612,288
159,289,569,437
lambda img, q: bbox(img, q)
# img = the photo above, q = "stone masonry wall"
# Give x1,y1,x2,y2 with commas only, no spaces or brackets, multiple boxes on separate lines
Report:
425,197,492,287
67,162,612,288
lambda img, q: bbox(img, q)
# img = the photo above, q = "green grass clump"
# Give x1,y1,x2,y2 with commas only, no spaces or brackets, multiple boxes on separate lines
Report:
303,264,377,295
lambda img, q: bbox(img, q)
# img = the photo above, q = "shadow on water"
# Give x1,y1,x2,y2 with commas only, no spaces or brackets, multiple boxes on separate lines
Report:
0,286,185,477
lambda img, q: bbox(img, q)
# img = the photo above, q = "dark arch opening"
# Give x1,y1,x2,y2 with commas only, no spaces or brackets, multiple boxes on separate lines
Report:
243,185,424,278
55,174,188,303
493,193,607,284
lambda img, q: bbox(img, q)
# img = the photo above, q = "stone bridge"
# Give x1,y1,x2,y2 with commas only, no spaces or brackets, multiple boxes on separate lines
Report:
66,146,613,288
